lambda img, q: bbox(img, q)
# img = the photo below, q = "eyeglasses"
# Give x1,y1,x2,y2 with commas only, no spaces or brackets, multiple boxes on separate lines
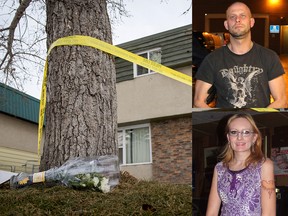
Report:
228,130,254,137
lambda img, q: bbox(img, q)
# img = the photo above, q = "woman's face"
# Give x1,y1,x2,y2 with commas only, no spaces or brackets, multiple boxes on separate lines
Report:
227,117,258,153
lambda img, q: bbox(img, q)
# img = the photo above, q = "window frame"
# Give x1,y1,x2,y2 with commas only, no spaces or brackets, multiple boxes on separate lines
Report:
133,48,162,78
118,123,152,166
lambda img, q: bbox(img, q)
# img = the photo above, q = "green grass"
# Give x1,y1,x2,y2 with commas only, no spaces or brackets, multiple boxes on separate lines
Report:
0,172,192,215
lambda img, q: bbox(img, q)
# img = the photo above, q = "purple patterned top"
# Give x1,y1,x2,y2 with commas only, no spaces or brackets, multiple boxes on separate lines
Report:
216,161,263,216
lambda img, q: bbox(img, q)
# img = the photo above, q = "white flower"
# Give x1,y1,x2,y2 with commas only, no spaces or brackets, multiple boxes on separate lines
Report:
100,177,110,193
68,173,111,193
92,177,99,187
101,177,109,185
100,184,110,193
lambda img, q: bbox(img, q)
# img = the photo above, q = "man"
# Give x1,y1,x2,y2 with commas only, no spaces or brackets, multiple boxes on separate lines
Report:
193,2,287,108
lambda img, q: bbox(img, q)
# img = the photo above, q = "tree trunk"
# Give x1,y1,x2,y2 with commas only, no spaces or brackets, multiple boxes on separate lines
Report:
40,0,117,170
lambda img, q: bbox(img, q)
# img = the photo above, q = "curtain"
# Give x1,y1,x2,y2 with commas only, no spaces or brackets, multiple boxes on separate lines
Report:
125,127,150,164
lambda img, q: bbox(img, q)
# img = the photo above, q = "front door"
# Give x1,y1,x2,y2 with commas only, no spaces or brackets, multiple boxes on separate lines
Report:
281,25,288,54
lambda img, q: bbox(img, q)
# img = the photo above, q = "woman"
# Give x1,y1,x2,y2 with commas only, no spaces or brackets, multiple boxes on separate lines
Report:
206,113,276,216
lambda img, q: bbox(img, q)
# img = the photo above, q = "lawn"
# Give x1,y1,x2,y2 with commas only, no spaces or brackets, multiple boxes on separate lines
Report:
0,171,192,215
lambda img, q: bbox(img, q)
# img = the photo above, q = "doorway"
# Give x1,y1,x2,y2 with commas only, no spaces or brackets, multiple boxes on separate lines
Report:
280,25,288,54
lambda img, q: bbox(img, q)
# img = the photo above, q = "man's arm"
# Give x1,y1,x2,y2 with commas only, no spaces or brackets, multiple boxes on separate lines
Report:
193,80,212,108
267,75,287,108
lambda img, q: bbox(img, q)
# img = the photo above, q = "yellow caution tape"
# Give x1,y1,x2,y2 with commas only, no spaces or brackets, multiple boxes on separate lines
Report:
38,61,47,161
251,108,279,112
38,35,192,160
47,35,192,85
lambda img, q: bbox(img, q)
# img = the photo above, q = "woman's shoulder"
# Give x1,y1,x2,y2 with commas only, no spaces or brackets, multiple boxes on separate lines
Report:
262,158,274,168
215,161,225,170
250,158,273,170
260,158,275,180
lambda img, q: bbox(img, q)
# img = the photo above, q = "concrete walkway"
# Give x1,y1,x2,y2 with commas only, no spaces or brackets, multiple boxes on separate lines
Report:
279,54,288,104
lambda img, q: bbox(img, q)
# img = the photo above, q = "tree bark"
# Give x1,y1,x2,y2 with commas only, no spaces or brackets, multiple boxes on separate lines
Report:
40,0,117,170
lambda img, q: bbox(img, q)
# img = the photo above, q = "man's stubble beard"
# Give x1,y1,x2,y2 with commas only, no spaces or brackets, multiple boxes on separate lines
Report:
229,26,251,39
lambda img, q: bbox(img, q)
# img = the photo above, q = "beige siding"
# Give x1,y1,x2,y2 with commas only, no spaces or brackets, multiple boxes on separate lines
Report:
120,164,153,180
0,113,40,173
0,113,38,153
0,146,39,173
116,66,192,124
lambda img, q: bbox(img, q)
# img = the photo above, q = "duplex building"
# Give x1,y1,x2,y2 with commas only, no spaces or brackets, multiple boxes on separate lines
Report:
0,24,192,184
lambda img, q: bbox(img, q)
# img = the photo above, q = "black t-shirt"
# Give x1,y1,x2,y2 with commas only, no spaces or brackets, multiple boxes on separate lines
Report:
195,43,285,108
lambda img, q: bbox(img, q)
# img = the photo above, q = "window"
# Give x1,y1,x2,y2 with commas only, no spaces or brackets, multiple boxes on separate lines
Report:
118,124,152,165
134,48,162,77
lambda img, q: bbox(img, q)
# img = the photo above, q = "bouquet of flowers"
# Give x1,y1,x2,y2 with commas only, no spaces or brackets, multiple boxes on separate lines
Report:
10,155,119,193
68,173,111,193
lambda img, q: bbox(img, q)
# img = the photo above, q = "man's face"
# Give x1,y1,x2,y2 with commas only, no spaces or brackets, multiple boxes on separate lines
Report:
224,3,255,39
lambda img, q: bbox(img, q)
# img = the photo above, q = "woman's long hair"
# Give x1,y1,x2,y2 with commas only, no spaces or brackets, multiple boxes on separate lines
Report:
219,113,265,167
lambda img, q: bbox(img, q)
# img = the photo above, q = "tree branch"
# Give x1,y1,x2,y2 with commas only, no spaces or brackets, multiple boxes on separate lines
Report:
7,0,33,57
